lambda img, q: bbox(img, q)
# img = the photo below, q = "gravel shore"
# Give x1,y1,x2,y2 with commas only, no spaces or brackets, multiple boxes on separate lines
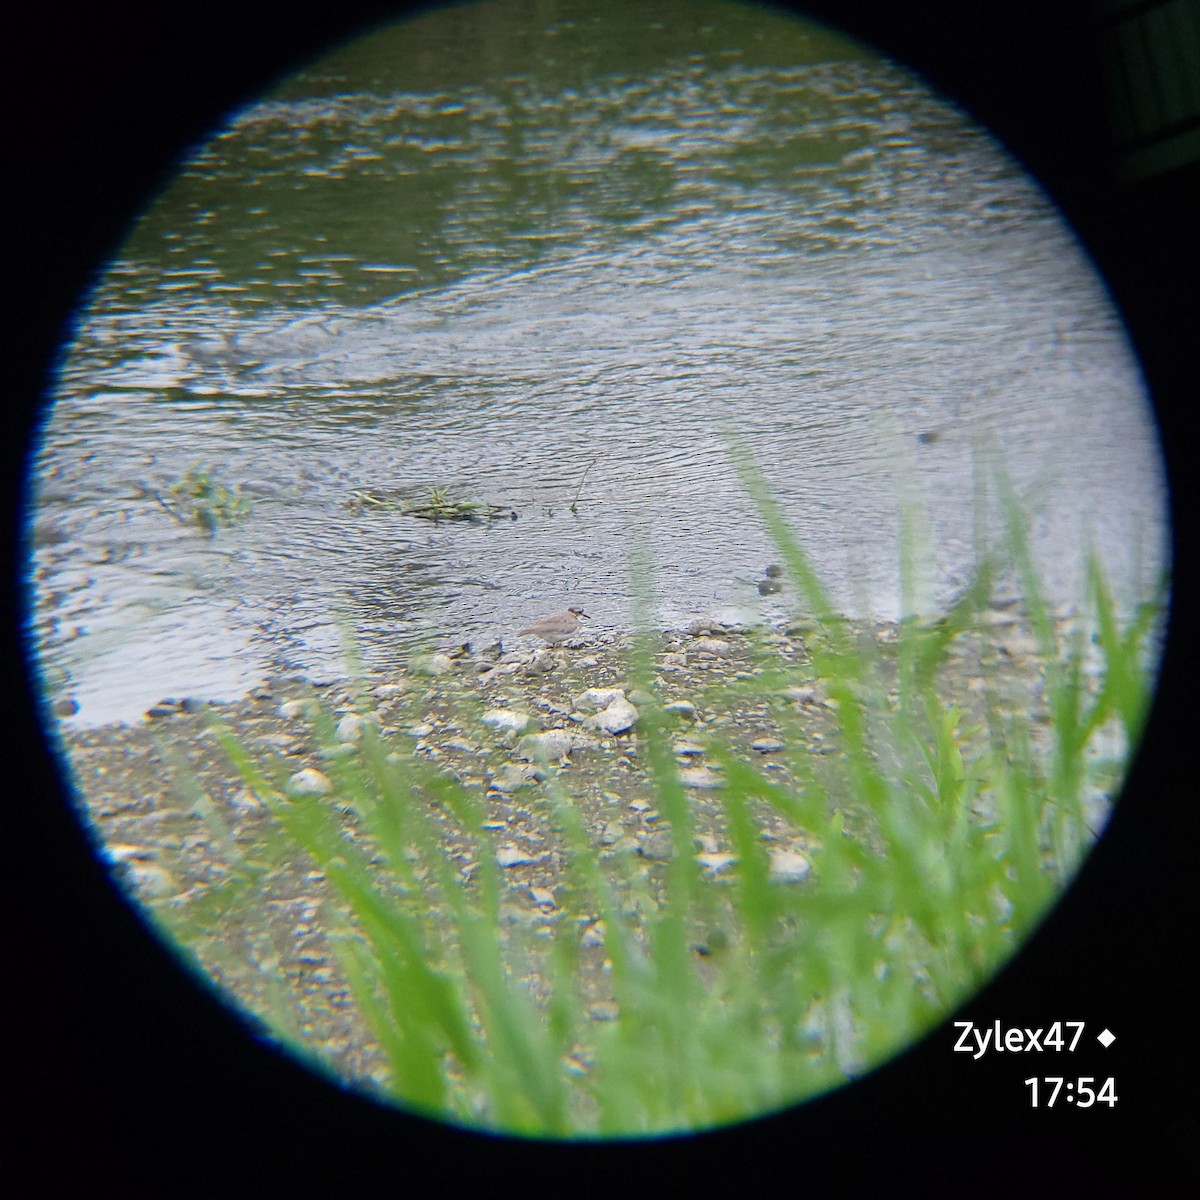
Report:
56,613,1098,1098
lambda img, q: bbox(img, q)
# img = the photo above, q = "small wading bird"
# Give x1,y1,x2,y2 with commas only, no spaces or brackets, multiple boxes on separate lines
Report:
517,606,590,645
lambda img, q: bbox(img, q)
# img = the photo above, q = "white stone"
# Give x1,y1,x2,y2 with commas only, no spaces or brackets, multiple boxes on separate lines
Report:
481,708,535,736
518,729,595,761
496,845,536,868
679,766,722,790
572,687,626,713
336,713,365,744
769,849,812,883
696,851,738,876
751,737,786,753
287,767,333,796
587,698,639,735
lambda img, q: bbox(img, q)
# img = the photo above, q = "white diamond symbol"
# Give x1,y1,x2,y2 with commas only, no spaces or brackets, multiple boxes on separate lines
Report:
1098,1028,1116,1048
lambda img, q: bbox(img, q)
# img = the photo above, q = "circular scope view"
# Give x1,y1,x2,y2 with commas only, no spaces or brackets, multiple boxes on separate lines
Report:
25,0,1169,1137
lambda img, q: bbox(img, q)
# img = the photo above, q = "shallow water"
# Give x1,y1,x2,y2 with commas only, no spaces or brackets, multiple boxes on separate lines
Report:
26,0,1169,725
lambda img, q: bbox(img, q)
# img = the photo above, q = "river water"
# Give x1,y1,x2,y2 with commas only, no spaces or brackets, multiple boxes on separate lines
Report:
25,0,1169,726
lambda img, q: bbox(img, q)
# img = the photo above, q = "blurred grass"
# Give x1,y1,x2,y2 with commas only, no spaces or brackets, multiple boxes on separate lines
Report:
186,452,1164,1138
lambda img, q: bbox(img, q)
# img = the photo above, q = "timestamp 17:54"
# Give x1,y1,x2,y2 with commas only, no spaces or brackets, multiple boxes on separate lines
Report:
1025,1078,1117,1107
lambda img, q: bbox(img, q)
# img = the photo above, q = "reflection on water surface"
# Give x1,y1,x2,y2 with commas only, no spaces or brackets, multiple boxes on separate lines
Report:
28,0,1167,726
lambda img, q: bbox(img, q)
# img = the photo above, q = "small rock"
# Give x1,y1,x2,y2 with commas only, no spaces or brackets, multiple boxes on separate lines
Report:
336,713,365,744
287,767,333,796
598,820,625,846
126,861,177,898
769,849,812,883
640,831,675,861
751,737,786,753
587,1001,620,1022
413,653,455,677
672,739,706,757
573,687,626,713
660,651,688,668
524,649,558,675
696,851,738,876
481,708,535,736
690,637,733,658
586,698,639,735
662,700,697,720
679,766,722,790
758,579,783,595
496,845,537,868
489,763,532,793
518,729,594,762
52,696,79,718
279,698,318,720
529,887,556,908
581,920,606,948
230,787,264,812
627,688,656,708
685,618,726,636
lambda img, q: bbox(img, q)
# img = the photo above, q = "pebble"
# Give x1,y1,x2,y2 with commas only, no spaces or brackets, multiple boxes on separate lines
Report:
496,845,538,868
662,700,697,720
581,921,606,948
586,698,639,735
690,637,733,658
598,820,625,846
287,767,333,796
525,650,557,676
125,860,177,898
696,851,738,876
335,713,365,744
489,763,532,794
751,737,786,754
640,831,674,860
518,729,595,762
768,849,812,883
679,766,722,790
481,708,535,736
573,687,627,713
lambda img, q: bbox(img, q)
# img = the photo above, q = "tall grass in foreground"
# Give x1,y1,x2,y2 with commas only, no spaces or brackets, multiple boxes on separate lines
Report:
207,461,1163,1139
